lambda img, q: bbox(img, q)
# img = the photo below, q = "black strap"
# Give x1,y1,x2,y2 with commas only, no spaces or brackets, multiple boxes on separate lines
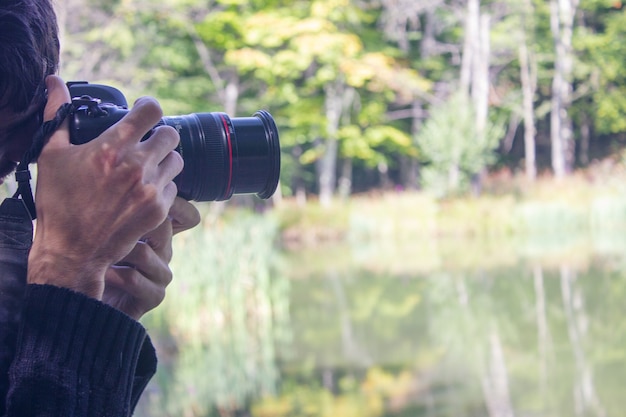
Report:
12,103,74,220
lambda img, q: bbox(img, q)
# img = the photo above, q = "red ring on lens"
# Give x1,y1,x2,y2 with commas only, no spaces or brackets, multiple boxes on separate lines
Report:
218,114,233,199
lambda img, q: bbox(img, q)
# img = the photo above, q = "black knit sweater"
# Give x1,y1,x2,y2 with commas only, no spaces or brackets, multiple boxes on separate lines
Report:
0,197,157,416
3,285,157,417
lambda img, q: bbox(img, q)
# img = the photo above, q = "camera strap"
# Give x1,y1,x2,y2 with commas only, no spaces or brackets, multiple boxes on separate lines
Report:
12,103,74,220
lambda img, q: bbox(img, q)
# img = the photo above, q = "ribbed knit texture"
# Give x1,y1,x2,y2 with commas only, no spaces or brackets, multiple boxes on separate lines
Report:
4,285,157,417
0,197,33,416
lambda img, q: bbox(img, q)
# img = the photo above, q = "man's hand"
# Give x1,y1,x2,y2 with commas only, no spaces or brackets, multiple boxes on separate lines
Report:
28,75,183,300
102,197,200,320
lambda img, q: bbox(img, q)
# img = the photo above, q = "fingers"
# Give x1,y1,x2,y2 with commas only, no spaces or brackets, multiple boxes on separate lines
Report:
169,197,201,235
142,123,180,153
141,218,174,260
115,240,172,285
153,148,183,190
111,97,164,145
42,75,71,150
105,266,169,319
104,217,176,318
43,75,71,121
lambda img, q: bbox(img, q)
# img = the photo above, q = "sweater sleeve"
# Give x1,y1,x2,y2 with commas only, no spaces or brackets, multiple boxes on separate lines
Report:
4,284,157,417
0,197,33,416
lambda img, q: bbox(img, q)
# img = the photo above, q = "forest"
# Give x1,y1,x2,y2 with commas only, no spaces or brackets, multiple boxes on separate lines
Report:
54,0,626,205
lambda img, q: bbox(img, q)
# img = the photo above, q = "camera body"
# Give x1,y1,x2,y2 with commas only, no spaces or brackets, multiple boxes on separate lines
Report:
68,82,130,145
67,82,281,202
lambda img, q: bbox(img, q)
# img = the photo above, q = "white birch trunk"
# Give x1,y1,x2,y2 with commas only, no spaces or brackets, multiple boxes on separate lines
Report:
473,14,490,135
460,0,479,95
560,267,606,417
318,82,342,207
519,17,537,181
550,0,578,178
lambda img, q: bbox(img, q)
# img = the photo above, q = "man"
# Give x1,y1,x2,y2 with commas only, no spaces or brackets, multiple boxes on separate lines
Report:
0,1,200,415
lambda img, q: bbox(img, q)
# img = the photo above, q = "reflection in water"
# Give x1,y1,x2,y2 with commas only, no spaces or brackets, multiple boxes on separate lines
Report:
136,214,290,417
136,222,626,417
560,267,605,417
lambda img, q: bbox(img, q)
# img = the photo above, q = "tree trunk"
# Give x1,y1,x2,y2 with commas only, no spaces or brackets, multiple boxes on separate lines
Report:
560,267,606,417
399,155,419,190
460,0,490,194
550,0,578,178
579,111,591,166
460,0,480,95
378,161,392,189
481,330,516,417
292,146,307,207
318,81,343,207
337,159,352,200
473,14,490,135
519,1,537,181
533,266,549,395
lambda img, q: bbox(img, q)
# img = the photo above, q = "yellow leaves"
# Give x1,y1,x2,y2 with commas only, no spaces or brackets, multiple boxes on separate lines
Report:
339,126,377,161
293,32,363,62
342,53,431,101
311,0,351,18
244,14,300,47
295,17,337,34
243,11,363,61
361,368,416,412
225,48,273,72
244,14,336,48
300,147,325,165
250,367,420,417
342,53,392,82
251,395,291,417
364,125,412,148
340,125,416,162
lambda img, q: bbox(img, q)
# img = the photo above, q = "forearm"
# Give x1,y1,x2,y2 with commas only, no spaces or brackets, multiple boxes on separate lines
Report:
4,285,156,417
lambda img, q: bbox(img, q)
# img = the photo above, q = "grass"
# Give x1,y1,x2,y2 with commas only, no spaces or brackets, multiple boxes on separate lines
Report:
274,171,626,247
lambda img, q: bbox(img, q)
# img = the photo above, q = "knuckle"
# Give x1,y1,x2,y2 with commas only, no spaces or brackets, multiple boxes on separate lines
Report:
163,245,173,263
134,241,152,264
136,97,164,118
152,125,180,148
126,269,143,291
171,151,184,173
163,266,173,286
154,287,166,305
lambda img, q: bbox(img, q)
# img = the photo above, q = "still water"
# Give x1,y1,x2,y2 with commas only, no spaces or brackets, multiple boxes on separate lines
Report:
136,218,626,417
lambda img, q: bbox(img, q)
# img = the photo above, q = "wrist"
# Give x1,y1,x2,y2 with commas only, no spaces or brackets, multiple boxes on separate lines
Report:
27,242,107,300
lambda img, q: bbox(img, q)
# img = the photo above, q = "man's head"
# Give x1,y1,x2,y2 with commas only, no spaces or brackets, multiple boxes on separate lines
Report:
0,0,59,179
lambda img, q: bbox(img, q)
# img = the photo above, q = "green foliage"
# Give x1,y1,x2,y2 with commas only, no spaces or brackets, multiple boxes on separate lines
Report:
576,7,626,134
59,0,626,200
416,94,503,196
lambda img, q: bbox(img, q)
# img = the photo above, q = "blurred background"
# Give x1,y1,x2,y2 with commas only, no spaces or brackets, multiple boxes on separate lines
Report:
5,0,626,415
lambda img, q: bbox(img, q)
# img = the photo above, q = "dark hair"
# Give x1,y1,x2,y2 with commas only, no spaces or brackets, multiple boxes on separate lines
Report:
0,0,59,113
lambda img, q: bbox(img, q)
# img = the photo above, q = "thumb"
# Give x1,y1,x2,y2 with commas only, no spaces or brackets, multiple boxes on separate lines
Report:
43,75,71,150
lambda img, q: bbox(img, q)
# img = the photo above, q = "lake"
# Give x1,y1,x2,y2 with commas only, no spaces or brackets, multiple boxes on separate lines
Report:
136,216,626,417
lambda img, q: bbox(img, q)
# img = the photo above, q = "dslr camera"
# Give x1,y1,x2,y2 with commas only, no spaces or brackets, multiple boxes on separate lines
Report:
67,82,281,202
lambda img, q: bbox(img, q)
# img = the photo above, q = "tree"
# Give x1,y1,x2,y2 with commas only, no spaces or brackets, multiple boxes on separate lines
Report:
519,0,539,181
576,3,626,136
550,0,579,177
416,93,503,196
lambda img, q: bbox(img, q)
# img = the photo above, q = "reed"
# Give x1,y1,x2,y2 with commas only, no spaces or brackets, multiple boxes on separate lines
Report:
277,176,626,245
139,209,291,417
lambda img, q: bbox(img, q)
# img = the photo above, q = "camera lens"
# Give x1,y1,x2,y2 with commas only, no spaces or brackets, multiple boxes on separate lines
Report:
162,110,281,202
